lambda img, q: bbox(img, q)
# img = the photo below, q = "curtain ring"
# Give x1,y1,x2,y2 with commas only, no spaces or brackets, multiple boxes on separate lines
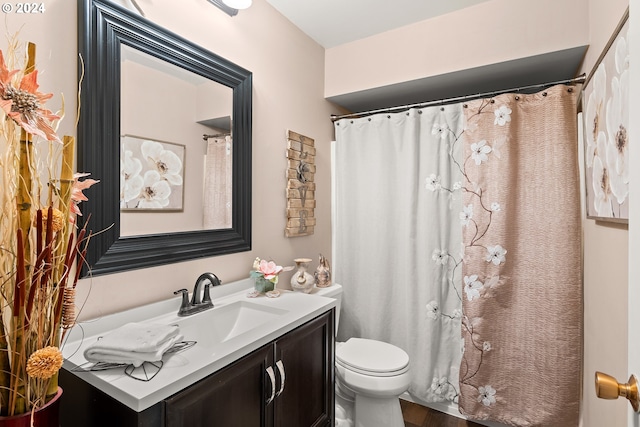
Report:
514,95,520,101
368,118,372,121
568,88,574,93
350,120,354,124
418,110,423,114
463,104,468,108
490,99,495,104
387,115,391,119
542,92,548,97
440,107,445,111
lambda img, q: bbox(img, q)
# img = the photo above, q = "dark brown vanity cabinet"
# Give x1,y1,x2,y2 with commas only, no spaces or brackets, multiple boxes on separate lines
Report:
166,309,334,427
165,344,273,426
274,309,334,427
60,309,334,427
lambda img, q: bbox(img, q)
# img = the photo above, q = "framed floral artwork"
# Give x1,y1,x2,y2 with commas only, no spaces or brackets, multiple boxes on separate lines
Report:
120,135,185,211
582,7,629,222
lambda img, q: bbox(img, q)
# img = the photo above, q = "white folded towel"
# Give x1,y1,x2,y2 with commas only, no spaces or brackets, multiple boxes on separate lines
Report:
84,322,181,367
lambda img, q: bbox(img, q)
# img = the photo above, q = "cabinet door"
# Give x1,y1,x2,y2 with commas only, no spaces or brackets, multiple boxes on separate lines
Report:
59,368,163,427
274,310,334,427
165,344,274,427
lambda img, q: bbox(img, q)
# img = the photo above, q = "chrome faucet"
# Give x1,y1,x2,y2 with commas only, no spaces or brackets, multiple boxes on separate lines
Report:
173,273,222,316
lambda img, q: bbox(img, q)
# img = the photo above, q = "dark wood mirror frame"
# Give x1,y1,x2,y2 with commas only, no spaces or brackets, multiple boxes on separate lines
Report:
78,0,252,277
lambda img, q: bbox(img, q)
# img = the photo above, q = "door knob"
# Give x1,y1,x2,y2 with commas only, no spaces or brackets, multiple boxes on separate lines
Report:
595,371,640,412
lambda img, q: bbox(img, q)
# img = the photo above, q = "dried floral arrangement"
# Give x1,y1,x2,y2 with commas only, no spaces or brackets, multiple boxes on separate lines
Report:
0,37,97,416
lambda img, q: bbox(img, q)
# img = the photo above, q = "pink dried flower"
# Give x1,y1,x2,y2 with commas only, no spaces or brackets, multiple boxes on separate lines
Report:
258,260,283,280
70,172,99,217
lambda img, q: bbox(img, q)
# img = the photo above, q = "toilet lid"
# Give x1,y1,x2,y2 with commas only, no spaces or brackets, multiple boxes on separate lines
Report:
336,338,409,377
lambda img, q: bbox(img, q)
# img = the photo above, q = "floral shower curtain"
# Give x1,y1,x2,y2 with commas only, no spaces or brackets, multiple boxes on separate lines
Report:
333,84,582,426
458,86,582,426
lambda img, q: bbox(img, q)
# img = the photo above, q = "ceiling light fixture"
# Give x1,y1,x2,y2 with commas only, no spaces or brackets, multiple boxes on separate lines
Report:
207,0,251,17
206,0,237,16
221,0,252,9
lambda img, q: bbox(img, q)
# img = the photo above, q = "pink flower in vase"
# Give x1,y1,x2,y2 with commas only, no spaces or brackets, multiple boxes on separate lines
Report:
258,260,283,281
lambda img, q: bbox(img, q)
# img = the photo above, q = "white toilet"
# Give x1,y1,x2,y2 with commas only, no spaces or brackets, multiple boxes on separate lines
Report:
313,284,411,427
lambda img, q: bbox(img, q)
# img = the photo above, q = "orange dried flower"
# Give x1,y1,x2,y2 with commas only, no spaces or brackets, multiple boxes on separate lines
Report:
26,346,63,379
36,208,65,232
0,50,60,142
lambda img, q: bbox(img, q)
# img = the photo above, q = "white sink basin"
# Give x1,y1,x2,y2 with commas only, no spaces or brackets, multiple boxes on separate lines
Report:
171,300,289,348
61,277,337,412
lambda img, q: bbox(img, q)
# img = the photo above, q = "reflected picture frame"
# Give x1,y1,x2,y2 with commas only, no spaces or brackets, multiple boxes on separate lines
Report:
120,135,186,212
581,7,629,223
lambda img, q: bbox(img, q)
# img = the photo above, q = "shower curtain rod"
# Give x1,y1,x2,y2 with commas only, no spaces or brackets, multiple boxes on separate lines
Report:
202,132,230,141
330,74,586,121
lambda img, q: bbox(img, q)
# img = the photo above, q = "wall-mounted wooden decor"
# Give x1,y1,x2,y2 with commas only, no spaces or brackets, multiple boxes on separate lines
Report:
285,130,316,237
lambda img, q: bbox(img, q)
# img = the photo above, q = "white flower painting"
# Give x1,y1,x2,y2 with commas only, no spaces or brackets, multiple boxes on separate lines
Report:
120,135,185,211
583,15,629,222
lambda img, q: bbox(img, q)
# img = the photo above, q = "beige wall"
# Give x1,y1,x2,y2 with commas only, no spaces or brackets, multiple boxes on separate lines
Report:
0,0,335,319
120,59,209,235
626,1,640,426
325,0,589,99
581,1,630,426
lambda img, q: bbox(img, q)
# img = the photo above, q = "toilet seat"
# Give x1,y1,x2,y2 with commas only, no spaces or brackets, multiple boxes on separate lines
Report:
336,338,409,377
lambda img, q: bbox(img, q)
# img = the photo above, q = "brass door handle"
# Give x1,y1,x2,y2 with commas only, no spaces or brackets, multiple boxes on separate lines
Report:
595,371,640,412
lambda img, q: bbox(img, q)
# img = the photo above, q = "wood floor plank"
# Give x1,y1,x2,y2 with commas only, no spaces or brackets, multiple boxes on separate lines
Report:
400,399,428,425
401,400,485,427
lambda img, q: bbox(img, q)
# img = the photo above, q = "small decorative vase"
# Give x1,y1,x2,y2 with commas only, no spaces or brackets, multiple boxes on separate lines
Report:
314,254,331,288
254,277,275,293
0,387,62,427
290,258,315,293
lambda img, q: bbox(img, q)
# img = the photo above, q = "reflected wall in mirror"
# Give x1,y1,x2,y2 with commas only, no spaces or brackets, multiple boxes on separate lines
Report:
78,0,252,277
119,46,234,235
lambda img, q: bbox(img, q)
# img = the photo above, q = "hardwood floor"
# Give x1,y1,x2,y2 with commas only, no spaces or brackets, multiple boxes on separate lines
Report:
401,400,484,427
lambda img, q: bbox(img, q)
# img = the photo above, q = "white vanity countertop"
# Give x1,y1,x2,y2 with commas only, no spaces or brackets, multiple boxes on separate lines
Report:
61,278,337,412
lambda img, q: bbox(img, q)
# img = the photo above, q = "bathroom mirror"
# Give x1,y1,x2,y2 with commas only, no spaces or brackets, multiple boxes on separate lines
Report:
78,0,252,276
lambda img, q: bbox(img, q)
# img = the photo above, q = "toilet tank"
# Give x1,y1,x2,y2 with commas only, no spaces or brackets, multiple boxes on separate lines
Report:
312,284,342,332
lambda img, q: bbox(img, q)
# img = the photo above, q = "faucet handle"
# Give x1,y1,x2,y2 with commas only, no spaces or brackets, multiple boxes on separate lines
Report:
174,288,188,297
174,289,190,313
202,283,213,306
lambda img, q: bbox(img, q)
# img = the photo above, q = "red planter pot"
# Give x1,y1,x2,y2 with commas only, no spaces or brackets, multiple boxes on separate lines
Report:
0,387,62,427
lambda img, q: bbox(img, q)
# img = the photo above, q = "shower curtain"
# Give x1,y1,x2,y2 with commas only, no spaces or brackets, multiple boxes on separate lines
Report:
333,105,466,403
203,135,232,229
333,84,582,426
458,86,582,426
